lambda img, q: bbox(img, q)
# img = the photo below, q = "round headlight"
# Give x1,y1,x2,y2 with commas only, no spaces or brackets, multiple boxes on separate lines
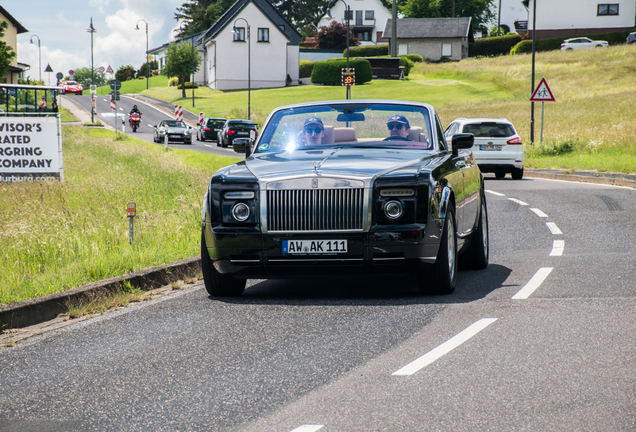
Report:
231,203,250,222
383,200,404,220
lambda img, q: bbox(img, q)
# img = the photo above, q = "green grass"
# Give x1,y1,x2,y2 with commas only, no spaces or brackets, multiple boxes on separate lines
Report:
95,75,171,96
0,127,240,304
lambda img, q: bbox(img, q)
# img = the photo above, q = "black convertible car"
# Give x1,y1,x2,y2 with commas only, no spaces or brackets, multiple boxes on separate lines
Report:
201,100,488,296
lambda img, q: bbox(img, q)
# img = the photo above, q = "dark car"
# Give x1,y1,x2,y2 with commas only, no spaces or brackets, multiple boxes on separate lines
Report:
219,119,258,148
201,100,489,297
196,117,226,142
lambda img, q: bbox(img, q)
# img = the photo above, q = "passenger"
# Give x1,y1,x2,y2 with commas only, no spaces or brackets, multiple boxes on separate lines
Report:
301,117,324,146
386,114,411,140
38,97,47,112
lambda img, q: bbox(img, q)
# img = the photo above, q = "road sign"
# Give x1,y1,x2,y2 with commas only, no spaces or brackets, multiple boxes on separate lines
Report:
530,77,555,102
99,66,105,73
106,65,114,74
110,96,116,111
56,72,63,80
341,68,355,87
127,202,136,217
69,69,74,76
148,56,153,61
199,112,204,124
175,105,183,121
109,79,121,91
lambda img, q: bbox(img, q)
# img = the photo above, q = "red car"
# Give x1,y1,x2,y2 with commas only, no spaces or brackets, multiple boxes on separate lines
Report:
60,80,83,95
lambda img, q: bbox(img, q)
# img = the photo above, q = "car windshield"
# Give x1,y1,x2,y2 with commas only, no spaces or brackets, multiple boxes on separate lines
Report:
255,102,433,153
229,122,256,128
66,81,78,86
164,121,185,128
462,123,515,138
208,120,225,128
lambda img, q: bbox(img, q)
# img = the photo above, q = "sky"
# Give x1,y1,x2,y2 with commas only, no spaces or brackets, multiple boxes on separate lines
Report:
4,0,186,84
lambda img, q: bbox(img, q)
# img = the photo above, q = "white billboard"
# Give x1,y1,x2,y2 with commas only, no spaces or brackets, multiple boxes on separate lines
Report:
0,115,63,182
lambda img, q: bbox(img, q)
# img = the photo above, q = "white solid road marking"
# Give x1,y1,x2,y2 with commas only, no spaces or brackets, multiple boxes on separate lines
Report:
508,198,528,205
289,426,324,432
546,222,563,235
512,267,553,299
486,190,505,196
392,318,498,376
530,208,548,217
550,239,565,256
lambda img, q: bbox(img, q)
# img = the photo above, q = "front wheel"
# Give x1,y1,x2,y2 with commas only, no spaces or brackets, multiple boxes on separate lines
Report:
418,205,457,295
201,229,246,297
460,194,489,270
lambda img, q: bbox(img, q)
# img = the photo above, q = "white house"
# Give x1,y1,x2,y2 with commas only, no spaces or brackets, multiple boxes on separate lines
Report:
201,0,301,90
316,0,392,45
526,0,635,38
148,31,206,85
487,0,529,35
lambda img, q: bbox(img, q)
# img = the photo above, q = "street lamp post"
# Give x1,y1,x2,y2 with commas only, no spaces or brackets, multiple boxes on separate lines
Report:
231,19,250,120
135,19,149,90
87,18,96,123
326,0,351,99
29,35,41,82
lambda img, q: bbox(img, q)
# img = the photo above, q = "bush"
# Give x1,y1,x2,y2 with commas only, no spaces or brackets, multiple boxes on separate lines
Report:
403,54,423,63
168,77,179,87
177,82,199,89
489,25,510,36
469,34,522,57
345,44,389,58
510,40,532,55
311,58,372,85
299,60,314,78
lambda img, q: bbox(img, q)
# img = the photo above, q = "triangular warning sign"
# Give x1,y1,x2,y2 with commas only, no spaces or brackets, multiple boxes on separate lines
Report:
44,63,53,72
106,65,114,74
530,77,556,102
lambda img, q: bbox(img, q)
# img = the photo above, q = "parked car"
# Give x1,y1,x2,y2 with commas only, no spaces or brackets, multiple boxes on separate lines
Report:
627,32,636,44
196,117,226,142
445,118,523,179
560,37,608,50
219,119,258,148
153,120,193,144
60,80,83,95
200,100,489,297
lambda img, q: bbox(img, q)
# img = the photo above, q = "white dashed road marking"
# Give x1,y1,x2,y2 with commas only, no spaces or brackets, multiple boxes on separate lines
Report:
508,198,528,205
486,190,505,196
512,267,554,299
550,240,565,256
546,222,563,235
289,425,324,432
530,208,548,217
392,318,498,376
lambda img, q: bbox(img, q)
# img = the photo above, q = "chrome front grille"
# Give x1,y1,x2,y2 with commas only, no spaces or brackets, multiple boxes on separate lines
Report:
267,188,365,232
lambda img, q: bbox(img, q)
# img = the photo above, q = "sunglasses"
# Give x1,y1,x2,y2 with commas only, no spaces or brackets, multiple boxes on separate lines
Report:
304,127,323,134
387,123,405,131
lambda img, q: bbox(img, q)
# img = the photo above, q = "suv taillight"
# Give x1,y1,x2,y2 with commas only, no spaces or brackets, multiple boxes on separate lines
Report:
204,127,211,131
507,137,522,145
228,130,236,135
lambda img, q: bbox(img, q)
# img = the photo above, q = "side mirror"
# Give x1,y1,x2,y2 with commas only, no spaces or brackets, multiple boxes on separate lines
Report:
233,138,252,157
451,133,474,156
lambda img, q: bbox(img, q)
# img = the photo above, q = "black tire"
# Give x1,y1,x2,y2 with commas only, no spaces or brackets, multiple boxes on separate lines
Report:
495,172,506,179
460,193,489,270
418,205,457,295
512,168,524,180
201,229,246,297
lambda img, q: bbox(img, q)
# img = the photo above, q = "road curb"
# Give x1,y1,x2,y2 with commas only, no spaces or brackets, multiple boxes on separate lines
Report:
524,169,636,188
0,257,201,329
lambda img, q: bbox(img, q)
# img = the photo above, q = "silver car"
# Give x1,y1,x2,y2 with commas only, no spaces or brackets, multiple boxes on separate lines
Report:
153,120,193,144
445,118,524,179
560,37,608,50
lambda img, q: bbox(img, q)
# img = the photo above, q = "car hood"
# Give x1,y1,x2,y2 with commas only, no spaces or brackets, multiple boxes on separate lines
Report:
164,127,188,133
246,147,437,182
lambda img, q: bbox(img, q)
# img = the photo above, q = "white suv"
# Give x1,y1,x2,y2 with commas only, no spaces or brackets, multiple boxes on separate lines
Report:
445,118,524,179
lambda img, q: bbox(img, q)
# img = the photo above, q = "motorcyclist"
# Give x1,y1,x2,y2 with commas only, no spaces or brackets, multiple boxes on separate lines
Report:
130,105,142,116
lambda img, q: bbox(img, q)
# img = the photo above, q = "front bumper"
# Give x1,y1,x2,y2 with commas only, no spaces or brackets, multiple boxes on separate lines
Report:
203,222,442,279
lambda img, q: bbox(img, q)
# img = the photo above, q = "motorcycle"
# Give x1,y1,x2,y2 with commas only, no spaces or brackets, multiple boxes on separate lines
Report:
129,112,141,132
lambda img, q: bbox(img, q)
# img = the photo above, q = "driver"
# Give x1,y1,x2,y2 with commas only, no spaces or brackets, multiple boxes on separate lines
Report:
130,105,142,116
300,117,325,146
386,114,411,140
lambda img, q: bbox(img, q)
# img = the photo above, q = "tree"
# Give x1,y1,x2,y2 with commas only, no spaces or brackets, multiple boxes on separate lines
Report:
115,65,136,82
317,21,360,49
401,0,495,30
271,0,328,29
0,21,17,79
161,41,202,97
174,0,234,38
138,61,158,78
71,67,107,87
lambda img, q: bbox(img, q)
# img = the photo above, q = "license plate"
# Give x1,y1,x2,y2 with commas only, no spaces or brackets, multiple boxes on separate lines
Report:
479,145,502,151
283,239,348,254
237,131,249,136
169,135,181,139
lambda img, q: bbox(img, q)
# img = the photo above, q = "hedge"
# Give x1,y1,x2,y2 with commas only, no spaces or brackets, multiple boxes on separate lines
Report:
311,58,373,85
344,44,389,58
299,59,314,78
511,30,635,55
469,34,523,57
177,82,199,89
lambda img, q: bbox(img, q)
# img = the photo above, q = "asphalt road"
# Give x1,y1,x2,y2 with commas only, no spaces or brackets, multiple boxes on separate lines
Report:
1,177,635,431
66,94,239,158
